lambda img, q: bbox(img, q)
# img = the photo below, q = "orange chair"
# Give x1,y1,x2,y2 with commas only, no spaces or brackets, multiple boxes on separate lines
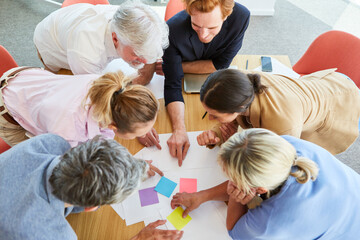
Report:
62,0,109,8
293,30,360,88
165,0,186,21
0,45,18,77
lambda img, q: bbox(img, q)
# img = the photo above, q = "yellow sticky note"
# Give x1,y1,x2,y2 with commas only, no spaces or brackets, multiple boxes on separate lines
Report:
167,207,192,230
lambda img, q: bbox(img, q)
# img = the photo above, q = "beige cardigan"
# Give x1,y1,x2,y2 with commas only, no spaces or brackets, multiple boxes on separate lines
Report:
212,69,360,155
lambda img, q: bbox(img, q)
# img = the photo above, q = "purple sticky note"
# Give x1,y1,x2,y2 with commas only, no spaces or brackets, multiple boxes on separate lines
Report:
139,187,159,207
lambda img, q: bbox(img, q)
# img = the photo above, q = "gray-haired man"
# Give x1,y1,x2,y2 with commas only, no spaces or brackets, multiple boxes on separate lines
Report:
34,2,169,85
0,134,183,240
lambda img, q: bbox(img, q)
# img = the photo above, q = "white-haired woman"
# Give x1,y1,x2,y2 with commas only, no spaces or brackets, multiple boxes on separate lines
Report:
171,129,360,239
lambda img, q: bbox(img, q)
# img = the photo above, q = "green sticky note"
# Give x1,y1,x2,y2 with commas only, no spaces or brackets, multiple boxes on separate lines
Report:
167,207,192,230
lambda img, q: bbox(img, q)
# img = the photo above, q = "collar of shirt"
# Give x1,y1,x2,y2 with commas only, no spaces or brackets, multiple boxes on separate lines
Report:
44,156,74,216
105,21,119,62
86,105,115,140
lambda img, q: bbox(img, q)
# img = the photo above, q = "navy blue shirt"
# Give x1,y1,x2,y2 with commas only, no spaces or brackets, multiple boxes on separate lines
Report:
163,3,250,105
0,134,78,240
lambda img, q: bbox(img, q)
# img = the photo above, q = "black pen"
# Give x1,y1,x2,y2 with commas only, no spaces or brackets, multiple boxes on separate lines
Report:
202,111,208,119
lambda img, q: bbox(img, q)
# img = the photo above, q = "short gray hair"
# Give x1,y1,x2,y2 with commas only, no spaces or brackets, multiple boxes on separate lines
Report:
111,1,169,63
49,136,148,206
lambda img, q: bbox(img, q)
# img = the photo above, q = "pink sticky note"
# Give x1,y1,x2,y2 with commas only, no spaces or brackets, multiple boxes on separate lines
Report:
180,178,197,193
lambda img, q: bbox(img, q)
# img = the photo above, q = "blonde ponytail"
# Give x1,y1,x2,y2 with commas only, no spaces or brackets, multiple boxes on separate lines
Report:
219,129,319,198
290,157,319,183
85,71,158,133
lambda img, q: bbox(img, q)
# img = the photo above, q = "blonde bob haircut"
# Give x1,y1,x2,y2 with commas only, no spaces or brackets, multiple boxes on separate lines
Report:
184,0,235,19
84,71,159,134
218,128,319,197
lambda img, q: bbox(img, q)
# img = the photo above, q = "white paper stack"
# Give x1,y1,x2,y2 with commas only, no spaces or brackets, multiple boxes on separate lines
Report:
103,58,165,99
111,131,230,239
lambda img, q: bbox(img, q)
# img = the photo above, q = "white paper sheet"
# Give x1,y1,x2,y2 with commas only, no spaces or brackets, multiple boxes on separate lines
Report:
111,131,230,238
143,212,167,230
103,58,164,99
253,57,300,79
103,58,137,75
117,165,229,227
140,131,220,171
111,201,125,220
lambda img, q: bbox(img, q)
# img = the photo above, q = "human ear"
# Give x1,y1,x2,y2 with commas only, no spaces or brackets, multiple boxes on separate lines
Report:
108,123,118,131
84,206,99,212
112,32,119,48
256,187,268,195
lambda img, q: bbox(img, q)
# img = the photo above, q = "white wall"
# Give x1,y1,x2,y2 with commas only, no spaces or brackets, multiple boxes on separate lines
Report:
236,0,276,16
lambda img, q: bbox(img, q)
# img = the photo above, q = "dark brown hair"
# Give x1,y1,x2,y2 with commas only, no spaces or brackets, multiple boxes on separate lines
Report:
200,69,267,113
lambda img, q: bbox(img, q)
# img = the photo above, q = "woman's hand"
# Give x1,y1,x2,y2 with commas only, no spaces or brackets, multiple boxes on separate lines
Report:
145,160,164,177
219,121,238,142
171,192,204,218
137,128,161,149
227,181,256,205
197,130,220,146
131,220,183,240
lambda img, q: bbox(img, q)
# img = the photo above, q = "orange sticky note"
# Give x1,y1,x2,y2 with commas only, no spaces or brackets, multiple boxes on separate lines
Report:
180,178,197,193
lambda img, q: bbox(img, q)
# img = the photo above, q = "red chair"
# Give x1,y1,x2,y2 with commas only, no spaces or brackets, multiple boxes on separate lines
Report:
62,0,110,8
0,45,18,77
0,138,11,153
165,0,186,21
293,30,360,88
0,45,16,152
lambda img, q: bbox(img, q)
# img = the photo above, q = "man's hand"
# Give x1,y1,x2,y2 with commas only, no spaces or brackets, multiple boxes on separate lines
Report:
219,121,238,142
197,130,220,146
227,181,255,205
132,63,156,85
155,59,164,76
137,128,161,149
145,160,164,177
171,192,203,218
131,220,183,240
167,129,190,166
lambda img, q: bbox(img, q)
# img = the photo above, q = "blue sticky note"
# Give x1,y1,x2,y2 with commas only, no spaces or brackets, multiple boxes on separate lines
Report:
154,176,177,198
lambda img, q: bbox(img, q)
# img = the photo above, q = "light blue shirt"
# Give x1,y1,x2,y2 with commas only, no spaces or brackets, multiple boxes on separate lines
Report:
229,135,360,239
0,134,78,240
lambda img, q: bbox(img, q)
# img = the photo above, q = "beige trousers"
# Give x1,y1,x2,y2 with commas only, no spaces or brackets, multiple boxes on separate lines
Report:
0,116,28,146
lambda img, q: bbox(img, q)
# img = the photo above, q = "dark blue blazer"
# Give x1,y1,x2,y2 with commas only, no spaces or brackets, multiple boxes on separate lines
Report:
163,3,250,105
